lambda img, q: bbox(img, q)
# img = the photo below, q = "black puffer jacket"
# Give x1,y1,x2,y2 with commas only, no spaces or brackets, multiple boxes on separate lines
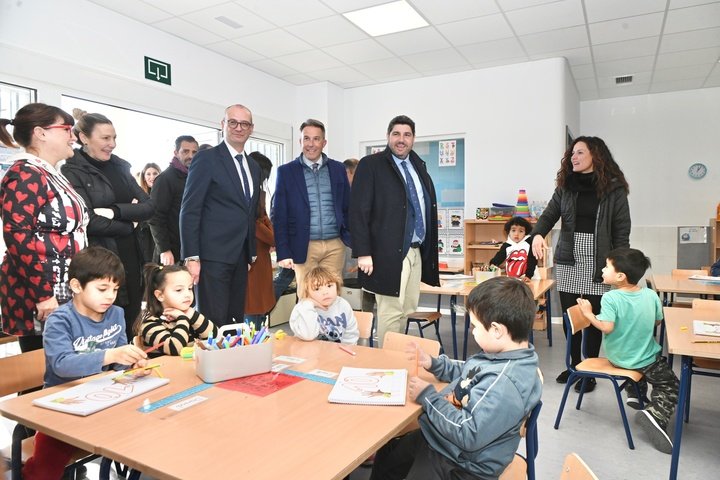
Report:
531,177,630,283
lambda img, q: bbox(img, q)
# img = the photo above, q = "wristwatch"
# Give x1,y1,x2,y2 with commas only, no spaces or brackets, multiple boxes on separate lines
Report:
183,256,200,265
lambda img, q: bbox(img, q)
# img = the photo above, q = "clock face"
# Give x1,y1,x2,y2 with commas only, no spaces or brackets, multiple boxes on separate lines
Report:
688,163,707,179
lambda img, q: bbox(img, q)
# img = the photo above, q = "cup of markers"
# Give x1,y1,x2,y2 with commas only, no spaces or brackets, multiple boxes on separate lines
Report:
194,322,273,383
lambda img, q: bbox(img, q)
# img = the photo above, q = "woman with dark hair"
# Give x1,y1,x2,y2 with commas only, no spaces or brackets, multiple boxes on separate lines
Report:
137,162,162,263
61,110,154,341
0,103,88,352
531,136,631,392
244,151,275,328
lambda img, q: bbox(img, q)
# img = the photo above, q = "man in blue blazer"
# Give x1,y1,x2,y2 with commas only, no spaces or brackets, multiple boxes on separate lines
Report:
179,104,261,326
272,119,351,295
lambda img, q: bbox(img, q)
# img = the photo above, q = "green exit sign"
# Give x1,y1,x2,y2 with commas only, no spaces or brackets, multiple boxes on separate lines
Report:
144,56,171,85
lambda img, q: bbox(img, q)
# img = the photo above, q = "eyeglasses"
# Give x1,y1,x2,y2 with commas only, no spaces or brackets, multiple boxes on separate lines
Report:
43,124,73,133
226,119,253,131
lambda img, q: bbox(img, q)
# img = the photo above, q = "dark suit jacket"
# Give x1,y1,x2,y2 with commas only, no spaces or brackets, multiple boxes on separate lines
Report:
272,154,351,264
179,142,260,264
349,147,439,297
149,163,186,262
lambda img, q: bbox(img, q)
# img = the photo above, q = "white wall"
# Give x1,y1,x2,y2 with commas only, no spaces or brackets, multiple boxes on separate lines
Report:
581,87,720,272
0,0,295,143
337,58,570,219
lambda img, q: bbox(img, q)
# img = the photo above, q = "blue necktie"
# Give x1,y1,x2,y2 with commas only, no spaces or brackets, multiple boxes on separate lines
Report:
235,154,251,204
401,160,425,242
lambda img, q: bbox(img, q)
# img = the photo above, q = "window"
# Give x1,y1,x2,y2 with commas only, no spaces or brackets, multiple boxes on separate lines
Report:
0,82,36,163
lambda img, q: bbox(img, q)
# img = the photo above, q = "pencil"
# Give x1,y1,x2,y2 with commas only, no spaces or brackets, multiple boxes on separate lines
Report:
338,345,356,356
144,341,166,354
113,363,162,380
691,340,720,344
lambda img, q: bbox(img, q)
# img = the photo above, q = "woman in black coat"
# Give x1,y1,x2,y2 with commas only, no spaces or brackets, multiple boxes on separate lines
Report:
531,136,630,392
62,111,154,341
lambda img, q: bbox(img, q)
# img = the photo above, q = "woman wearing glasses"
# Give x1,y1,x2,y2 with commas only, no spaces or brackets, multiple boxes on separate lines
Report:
62,110,154,342
0,103,88,352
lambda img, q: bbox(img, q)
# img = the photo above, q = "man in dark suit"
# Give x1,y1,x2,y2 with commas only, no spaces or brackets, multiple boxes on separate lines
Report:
272,119,351,295
179,104,260,326
149,135,198,266
350,115,439,346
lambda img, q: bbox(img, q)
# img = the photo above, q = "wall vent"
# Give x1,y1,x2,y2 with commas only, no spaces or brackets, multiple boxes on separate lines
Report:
215,16,243,29
615,75,633,85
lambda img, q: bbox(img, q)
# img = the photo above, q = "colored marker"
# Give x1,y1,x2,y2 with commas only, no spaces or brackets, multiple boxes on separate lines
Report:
143,341,166,354
339,345,356,356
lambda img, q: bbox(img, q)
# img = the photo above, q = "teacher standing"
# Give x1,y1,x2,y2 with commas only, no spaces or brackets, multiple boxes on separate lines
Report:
531,136,630,393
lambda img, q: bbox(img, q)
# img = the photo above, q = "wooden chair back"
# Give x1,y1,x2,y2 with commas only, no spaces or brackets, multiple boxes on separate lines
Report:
499,454,527,480
692,298,720,313
354,311,374,343
566,305,591,336
383,331,440,356
560,453,599,480
671,268,709,279
0,348,45,398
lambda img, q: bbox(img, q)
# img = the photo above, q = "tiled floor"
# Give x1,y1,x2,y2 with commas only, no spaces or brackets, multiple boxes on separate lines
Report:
2,314,719,480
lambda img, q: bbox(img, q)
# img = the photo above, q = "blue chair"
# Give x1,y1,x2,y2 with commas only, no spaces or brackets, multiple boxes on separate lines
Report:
499,400,542,480
553,305,645,449
405,311,444,353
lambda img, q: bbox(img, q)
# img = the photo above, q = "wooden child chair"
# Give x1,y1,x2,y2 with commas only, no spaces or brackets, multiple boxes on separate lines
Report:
354,311,374,347
382,331,441,356
559,453,599,480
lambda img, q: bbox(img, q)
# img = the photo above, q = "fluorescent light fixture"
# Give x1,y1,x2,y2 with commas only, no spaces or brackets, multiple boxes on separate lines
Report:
343,0,428,37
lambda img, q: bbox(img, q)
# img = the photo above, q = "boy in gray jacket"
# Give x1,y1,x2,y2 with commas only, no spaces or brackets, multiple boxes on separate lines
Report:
371,276,543,480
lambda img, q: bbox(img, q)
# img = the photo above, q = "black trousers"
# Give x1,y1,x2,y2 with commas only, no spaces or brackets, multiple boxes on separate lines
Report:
559,291,602,366
370,430,487,480
197,252,249,327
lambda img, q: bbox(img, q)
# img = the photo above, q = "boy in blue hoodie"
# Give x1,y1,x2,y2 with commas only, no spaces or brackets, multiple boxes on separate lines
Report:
23,247,149,480
371,276,543,480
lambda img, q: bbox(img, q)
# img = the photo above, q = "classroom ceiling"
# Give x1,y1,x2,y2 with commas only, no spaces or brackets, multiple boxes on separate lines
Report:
89,0,720,100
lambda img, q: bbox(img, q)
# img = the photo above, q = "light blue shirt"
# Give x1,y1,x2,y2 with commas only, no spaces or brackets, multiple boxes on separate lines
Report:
392,154,426,243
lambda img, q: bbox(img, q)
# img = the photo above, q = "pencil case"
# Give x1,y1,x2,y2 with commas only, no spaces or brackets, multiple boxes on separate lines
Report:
194,324,273,383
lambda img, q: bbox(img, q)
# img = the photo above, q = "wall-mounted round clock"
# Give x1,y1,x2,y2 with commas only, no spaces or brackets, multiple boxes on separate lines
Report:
688,162,707,179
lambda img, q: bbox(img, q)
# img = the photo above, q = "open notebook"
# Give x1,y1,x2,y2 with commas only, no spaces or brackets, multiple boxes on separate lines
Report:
692,320,720,338
328,367,407,406
33,372,169,416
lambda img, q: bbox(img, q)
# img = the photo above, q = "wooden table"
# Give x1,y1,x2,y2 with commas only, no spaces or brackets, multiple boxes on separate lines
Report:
663,307,720,480
652,275,720,305
0,338,438,480
420,279,555,359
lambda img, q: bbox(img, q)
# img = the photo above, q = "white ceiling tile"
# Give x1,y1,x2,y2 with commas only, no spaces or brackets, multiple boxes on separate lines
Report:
342,79,378,88
181,3,275,39
436,14,514,46
665,3,720,33
529,46,592,65
705,69,720,87
205,40,265,63
143,0,228,16
656,46,720,69
653,63,714,81
324,39,395,64
505,0,585,36
585,0,667,23
237,29,313,57
281,73,320,85
571,63,596,79
670,0,720,7
650,77,706,92
248,58,300,77
497,0,561,12
661,27,720,53
520,26,589,55
379,72,424,83
376,27,451,55
233,0,335,26
285,15,368,47
471,56,528,69
598,84,651,98
456,38,526,64
353,57,418,80
594,55,656,76
307,65,371,84
321,0,389,14
152,17,225,45
597,71,652,88
411,0,500,24
403,48,470,73
422,65,475,77
578,89,599,100
592,37,660,62
88,0,172,23
575,77,598,90
589,12,664,44
273,49,344,72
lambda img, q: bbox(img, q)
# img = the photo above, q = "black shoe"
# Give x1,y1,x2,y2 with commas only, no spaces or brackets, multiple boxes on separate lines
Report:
574,378,596,393
636,410,673,454
556,370,570,384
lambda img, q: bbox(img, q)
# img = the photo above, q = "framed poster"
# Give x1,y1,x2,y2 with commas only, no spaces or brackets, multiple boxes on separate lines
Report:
447,236,463,255
437,209,447,231
448,209,463,229
438,235,447,255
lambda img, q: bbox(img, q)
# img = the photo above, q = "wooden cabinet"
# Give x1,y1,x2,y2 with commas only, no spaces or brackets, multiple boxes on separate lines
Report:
463,219,550,274
711,218,720,265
